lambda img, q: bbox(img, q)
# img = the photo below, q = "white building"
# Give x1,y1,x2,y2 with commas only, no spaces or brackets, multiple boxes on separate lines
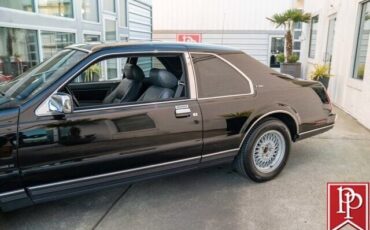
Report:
300,0,370,129
0,0,152,78
153,0,302,67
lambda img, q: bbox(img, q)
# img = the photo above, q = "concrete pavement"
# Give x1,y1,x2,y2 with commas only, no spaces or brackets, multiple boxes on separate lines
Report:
1,107,370,230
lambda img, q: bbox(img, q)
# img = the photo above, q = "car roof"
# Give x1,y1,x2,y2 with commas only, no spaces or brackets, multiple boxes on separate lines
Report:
66,41,242,54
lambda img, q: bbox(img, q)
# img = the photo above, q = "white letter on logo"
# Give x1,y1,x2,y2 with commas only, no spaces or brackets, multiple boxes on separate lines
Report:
337,186,363,219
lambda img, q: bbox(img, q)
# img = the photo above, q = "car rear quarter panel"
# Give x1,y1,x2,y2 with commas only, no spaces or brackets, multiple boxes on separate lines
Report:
220,52,334,135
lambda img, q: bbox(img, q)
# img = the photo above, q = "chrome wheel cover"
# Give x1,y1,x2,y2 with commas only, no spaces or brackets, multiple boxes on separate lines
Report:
252,130,286,173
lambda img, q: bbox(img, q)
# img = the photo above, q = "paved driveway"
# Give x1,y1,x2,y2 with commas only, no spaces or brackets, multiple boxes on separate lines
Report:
1,107,370,230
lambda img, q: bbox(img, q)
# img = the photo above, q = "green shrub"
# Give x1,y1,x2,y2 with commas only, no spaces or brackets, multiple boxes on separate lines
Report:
357,64,365,79
276,53,285,63
287,54,299,63
310,64,332,81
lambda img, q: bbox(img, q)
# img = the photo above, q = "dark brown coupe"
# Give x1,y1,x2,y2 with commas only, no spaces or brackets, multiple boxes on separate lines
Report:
0,42,335,211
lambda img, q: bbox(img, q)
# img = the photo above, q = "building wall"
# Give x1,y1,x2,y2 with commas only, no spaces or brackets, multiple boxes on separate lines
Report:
0,0,152,79
128,0,152,40
153,30,284,65
153,0,294,31
152,0,295,65
301,0,370,129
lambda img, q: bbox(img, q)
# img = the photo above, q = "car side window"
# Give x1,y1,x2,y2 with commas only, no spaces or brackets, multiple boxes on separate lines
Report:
62,54,187,109
73,57,127,83
191,53,251,98
136,56,166,77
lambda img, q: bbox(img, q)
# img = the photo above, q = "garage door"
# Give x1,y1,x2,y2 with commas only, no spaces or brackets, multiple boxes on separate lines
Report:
128,0,152,40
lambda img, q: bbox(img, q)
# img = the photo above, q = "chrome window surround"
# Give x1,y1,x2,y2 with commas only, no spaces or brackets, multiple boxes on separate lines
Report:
36,51,197,116
189,52,255,100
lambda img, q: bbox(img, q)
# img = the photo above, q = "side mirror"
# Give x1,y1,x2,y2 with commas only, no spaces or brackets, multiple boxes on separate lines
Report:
49,93,73,114
36,93,73,116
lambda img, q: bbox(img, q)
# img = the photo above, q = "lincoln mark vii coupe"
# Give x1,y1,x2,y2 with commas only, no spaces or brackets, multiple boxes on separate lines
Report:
0,42,336,211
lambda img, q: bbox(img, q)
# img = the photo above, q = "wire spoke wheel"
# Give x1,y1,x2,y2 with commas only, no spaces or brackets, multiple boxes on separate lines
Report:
252,130,286,174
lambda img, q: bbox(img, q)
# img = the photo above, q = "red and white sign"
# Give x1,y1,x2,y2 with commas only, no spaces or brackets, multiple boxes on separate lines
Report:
176,34,202,43
328,183,369,230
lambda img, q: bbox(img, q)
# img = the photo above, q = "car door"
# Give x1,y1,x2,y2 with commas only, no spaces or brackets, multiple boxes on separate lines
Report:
190,52,255,161
17,51,202,202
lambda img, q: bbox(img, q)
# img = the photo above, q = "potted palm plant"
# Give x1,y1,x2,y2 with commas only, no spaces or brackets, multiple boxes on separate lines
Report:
267,9,311,78
310,64,332,88
83,64,101,82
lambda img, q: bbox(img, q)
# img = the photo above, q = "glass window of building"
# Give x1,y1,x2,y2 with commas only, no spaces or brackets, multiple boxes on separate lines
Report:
308,16,319,58
103,0,115,12
119,0,127,27
84,34,101,43
105,19,117,41
0,0,34,12
353,1,370,80
0,27,40,79
81,0,99,22
41,31,75,60
38,0,74,18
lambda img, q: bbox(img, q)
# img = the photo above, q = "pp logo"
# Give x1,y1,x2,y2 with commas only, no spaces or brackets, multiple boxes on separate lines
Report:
328,183,369,230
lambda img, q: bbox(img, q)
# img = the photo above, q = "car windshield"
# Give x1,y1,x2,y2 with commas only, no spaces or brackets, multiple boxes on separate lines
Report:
0,49,87,103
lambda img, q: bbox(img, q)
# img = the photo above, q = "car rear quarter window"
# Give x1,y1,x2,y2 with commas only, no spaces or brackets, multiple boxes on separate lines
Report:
191,53,251,98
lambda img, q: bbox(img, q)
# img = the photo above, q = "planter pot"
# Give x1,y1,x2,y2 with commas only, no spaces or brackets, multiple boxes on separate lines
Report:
318,77,329,89
280,63,301,78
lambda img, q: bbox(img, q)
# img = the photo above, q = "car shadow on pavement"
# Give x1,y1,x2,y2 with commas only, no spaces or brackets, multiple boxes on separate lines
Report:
0,145,315,230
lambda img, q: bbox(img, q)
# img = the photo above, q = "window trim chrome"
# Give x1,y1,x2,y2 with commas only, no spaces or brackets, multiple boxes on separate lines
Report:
74,99,196,113
189,52,255,100
36,51,196,116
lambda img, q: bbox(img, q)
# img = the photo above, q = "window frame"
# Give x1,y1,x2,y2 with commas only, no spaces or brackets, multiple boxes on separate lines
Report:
48,51,195,113
352,0,370,80
0,0,35,12
308,15,319,59
37,0,75,19
103,0,116,13
118,0,128,28
40,30,77,61
81,0,100,23
83,31,102,43
190,52,254,99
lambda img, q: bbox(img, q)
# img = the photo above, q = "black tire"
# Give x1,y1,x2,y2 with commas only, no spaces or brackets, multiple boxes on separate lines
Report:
234,118,291,182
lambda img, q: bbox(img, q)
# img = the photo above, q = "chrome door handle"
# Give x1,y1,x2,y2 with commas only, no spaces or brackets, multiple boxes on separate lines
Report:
175,105,191,118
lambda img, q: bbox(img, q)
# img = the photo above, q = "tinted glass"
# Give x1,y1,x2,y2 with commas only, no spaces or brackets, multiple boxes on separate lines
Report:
191,53,250,98
41,31,76,60
103,0,115,12
0,0,34,11
65,54,185,108
82,0,99,22
84,34,101,43
308,16,319,58
353,1,370,80
119,0,127,26
0,27,40,80
105,19,117,41
38,0,73,18
0,50,86,102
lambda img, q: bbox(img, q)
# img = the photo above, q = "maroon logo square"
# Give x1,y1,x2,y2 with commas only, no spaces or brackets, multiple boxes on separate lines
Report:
328,183,369,230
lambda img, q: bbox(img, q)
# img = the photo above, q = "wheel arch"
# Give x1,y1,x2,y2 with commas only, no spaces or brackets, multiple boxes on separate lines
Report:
239,110,300,148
